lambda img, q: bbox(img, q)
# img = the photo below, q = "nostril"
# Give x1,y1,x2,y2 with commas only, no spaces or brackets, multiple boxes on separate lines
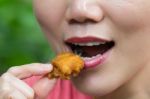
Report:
69,19,84,24
69,19,97,25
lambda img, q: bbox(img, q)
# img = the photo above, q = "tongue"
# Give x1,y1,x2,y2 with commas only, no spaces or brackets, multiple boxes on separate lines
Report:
81,45,107,57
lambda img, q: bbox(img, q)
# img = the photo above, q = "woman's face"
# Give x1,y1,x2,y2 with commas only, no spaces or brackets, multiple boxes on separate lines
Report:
33,0,150,96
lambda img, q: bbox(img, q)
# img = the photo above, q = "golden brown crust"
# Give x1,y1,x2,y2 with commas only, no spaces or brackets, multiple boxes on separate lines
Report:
48,52,84,79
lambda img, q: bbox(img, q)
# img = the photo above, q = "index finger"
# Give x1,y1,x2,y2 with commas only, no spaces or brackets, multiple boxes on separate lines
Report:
7,63,53,79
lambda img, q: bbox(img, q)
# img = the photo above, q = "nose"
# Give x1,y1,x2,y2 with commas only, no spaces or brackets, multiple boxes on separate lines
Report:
66,0,104,23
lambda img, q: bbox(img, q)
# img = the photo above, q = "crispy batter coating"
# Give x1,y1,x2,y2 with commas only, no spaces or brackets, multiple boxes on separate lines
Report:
48,52,84,79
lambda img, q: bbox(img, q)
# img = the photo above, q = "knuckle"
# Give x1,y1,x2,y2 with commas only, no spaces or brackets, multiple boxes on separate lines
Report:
2,87,11,93
0,74,12,93
8,96,13,99
7,94,14,99
7,66,20,74
28,89,35,99
27,93,34,99
25,89,34,99
0,81,12,93
1,73,9,80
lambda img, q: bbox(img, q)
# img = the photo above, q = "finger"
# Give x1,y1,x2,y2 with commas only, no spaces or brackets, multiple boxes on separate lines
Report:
0,79,26,99
7,63,52,79
7,89,26,99
0,79,13,99
33,77,56,99
1,73,34,99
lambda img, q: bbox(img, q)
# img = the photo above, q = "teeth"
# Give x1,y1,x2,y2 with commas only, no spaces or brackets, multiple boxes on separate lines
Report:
73,42,106,46
82,54,102,60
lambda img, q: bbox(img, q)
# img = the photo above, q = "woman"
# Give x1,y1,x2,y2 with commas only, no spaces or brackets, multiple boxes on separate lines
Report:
1,0,150,99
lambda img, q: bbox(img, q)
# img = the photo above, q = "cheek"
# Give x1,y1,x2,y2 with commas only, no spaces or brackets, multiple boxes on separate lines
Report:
33,0,68,51
33,0,67,31
102,0,150,31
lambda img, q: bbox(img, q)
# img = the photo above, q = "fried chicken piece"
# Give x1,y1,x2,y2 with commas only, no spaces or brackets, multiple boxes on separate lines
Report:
48,52,84,79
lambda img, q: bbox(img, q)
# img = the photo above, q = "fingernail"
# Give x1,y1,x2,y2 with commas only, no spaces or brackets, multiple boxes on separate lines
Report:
43,64,52,71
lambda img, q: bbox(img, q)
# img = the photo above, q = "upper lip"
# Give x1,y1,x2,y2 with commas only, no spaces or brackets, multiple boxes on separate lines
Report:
65,36,111,43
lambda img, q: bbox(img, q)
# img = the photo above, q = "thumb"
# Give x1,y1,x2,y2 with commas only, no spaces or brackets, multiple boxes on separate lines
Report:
33,77,57,99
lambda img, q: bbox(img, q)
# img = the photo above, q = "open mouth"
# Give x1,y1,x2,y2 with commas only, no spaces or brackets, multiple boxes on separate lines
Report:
66,41,115,58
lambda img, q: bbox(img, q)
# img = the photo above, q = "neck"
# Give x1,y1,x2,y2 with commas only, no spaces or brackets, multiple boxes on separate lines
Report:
95,63,150,99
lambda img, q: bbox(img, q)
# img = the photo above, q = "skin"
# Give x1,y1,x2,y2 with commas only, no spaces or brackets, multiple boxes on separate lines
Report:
1,0,150,99
33,0,150,99
0,63,56,99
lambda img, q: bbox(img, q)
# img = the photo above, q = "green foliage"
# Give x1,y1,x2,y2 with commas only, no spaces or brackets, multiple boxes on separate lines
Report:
0,0,55,74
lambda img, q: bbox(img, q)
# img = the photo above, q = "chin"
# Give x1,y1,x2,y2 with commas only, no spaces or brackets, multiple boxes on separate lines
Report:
71,70,126,97
72,80,119,97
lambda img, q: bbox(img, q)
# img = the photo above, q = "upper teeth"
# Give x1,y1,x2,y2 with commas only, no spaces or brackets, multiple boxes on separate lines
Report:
73,42,106,46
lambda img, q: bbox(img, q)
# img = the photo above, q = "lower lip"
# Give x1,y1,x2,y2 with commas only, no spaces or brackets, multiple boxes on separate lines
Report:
83,50,112,69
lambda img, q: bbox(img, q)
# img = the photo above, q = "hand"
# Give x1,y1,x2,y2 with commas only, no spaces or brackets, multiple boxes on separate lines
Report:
0,63,56,99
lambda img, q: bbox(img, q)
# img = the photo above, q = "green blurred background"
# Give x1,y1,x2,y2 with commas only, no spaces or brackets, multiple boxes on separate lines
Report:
0,0,55,74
